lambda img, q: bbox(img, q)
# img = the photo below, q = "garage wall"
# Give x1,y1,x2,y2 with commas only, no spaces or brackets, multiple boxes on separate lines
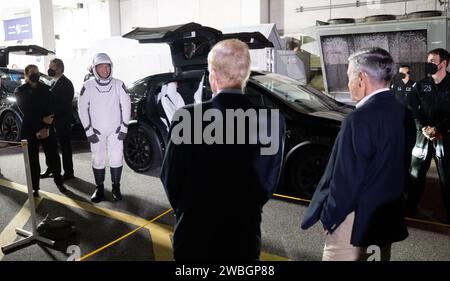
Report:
119,0,269,33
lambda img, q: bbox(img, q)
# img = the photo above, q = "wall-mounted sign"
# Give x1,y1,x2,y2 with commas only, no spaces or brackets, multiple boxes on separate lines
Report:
3,17,33,41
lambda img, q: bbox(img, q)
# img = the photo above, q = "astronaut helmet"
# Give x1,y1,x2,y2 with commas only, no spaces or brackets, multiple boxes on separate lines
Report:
92,53,113,83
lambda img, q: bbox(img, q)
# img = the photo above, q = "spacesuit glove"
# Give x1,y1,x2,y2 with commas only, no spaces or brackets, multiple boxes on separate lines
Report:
87,134,99,144
118,132,127,140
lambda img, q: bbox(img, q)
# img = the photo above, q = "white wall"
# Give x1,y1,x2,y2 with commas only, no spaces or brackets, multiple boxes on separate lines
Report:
119,0,269,33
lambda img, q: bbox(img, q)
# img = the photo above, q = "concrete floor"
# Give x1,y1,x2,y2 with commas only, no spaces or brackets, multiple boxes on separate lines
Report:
0,141,449,261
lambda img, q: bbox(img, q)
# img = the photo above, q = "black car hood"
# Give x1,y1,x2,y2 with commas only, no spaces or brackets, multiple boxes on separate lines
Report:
307,110,349,122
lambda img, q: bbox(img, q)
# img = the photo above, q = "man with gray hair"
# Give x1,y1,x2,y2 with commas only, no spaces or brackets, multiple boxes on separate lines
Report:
301,47,408,261
160,39,285,261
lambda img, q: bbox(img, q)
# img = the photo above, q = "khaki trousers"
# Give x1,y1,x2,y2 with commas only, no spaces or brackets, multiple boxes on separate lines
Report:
322,212,392,261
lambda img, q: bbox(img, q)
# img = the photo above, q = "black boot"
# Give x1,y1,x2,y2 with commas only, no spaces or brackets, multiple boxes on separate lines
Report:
91,185,104,203
112,184,122,201
91,168,105,203
111,166,123,201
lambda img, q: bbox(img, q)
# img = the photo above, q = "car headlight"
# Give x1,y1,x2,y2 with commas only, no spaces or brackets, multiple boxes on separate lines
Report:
7,97,16,102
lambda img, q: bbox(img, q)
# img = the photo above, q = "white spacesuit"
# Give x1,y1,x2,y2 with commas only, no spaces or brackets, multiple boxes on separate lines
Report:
78,53,131,203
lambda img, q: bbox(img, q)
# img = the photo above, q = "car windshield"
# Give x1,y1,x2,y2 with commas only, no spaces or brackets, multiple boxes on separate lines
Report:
250,73,344,114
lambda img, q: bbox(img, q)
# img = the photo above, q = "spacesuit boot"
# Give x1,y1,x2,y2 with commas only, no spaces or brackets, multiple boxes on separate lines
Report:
91,168,105,203
111,166,123,201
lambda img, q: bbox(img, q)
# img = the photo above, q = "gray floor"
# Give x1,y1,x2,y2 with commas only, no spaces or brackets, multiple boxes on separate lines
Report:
0,141,449,261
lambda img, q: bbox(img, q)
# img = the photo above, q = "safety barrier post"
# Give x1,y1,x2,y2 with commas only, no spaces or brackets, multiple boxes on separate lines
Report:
1,140,55,254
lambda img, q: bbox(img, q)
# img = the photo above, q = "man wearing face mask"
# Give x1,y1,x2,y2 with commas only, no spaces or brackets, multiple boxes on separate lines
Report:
408,48,450,223
78,53,131,203
390,65,417,208
391,65,415,106
14,64,65,197
40,58,75,181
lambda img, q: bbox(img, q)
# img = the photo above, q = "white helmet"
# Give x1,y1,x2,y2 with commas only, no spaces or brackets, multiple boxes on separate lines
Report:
92,53,113,83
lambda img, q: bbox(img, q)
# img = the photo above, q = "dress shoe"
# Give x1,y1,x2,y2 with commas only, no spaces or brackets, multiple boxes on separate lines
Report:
91,185,104,203
63,173,74,181
33,190,40,197
40,170,53,178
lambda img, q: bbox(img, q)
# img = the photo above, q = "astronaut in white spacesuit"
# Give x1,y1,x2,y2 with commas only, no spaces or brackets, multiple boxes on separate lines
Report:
78,53,131,203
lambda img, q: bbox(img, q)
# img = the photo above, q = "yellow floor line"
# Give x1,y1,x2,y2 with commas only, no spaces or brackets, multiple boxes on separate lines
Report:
147,223,173,261
78,208,173,261
0,197,43,260
0,179,289,261
261,252,290,261
0,179,151,227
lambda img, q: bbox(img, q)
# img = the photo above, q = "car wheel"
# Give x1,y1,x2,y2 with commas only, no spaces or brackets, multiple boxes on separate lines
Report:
1,112,21,142
124,125,162,172
288,147,329,199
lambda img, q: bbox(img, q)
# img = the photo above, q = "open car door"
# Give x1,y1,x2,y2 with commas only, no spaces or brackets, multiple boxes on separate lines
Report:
123,22,274,73
0,45,55,67
123,22,222,74
221,32,273,49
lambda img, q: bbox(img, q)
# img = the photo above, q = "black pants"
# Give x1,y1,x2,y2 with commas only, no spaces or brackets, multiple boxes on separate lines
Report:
28,132,62,190
54,123,73,176
407,132,450,222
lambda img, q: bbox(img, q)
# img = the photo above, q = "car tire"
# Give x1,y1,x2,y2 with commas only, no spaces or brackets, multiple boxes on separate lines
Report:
1,111,21,142
287,146,329,199
124,124,163,172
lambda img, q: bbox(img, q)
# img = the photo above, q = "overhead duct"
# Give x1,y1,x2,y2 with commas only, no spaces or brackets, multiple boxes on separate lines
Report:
327,18,355,25
407,10,443,18
364,14,397,22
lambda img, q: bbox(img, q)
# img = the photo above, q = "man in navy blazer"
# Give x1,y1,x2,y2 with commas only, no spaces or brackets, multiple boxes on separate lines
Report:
160,39,285,261
301,47,408,261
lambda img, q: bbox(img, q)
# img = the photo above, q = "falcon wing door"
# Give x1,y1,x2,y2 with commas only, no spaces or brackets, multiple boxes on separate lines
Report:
123,22,222,73
0,45,55,67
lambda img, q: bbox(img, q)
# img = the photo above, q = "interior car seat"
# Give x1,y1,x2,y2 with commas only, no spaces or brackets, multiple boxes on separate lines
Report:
160,82,185,124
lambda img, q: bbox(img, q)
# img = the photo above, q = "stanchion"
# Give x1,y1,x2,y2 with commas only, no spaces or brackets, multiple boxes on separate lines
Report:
1,140,55,254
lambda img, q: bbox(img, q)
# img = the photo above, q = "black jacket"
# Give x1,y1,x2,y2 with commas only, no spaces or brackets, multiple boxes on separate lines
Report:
160,90,285,261
15,82,55,140
391,79,415,109
301,91,408,247
50,75,75,126
412,72,450,133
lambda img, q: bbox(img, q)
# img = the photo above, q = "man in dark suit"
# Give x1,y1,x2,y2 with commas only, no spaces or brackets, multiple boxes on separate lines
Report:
41,58,75,180
15,64,66,197
160,39,285,261
407,48,450,223
301,48,408,261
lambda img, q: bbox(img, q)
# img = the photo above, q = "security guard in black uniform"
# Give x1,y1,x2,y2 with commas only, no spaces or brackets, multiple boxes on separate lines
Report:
408,48,450,223
391,65,415,106
391,65,417,205
15,64,66,197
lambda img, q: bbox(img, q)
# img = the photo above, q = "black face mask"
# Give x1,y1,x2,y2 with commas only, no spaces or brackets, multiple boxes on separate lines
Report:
29,73,40,83
425,62,438,75
47,68,56,77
